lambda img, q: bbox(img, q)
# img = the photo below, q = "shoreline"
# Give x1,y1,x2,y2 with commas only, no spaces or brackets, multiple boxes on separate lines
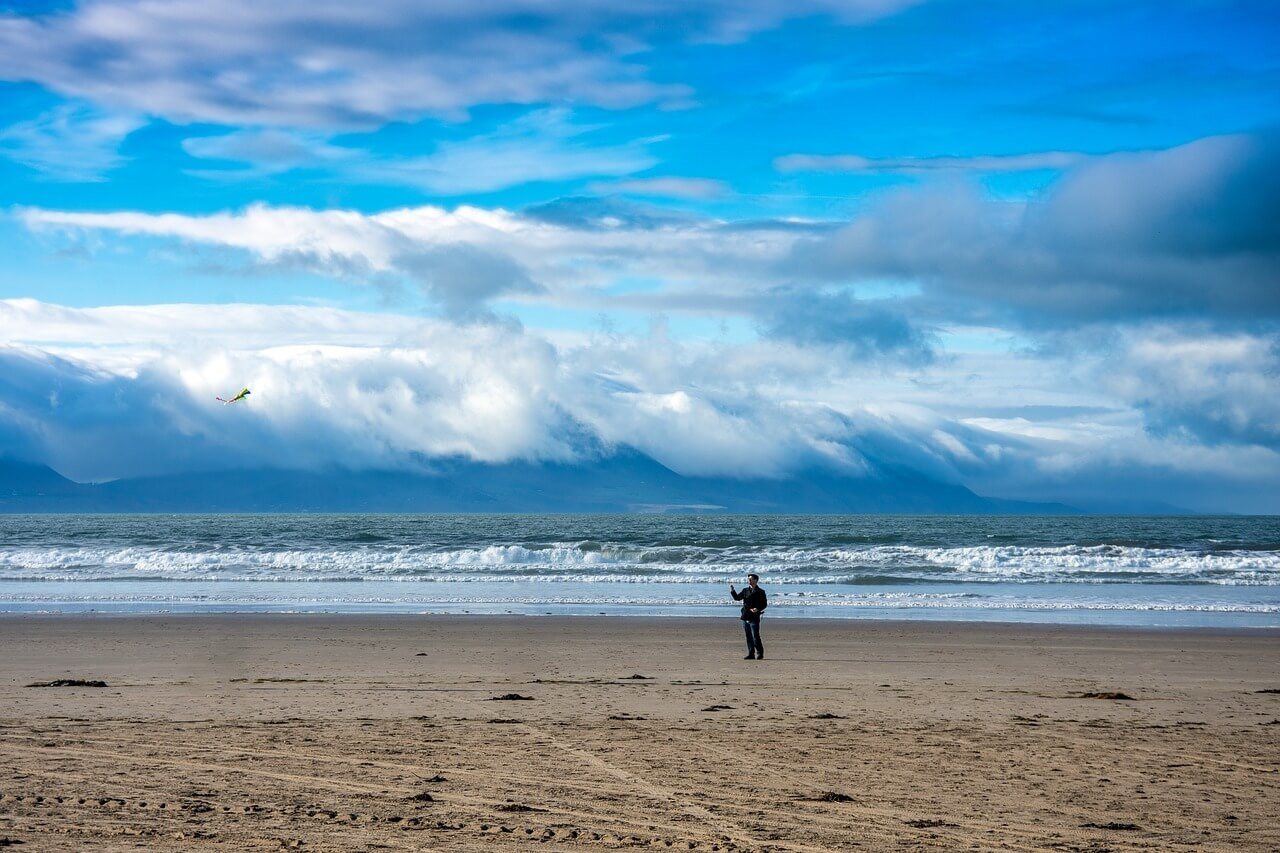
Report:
2,610,1279,634
2,605,1277,630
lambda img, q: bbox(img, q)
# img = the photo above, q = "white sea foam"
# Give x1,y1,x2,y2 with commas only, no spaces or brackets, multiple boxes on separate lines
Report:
818,544,1280,580
2,588,1276,613
1,541,1278,584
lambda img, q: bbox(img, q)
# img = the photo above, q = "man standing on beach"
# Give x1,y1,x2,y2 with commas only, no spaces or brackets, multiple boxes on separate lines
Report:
730,574,767,660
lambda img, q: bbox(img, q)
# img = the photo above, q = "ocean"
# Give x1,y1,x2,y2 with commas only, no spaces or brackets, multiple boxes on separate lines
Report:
1,514,1277,626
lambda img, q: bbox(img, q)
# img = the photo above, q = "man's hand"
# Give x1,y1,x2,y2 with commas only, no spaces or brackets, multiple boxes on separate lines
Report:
749,607,758,614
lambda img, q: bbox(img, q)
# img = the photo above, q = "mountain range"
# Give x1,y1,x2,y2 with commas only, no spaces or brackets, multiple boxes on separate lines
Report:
0,452,1078,514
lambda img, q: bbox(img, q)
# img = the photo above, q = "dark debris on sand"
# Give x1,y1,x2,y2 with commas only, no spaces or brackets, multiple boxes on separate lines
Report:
904,819,959,828
809,712,845,719
816,792,854,803
608,713,648,721
0,839,24,847
495,803,544,813
406,792,435,803
701,704,734,712
488,693,534,701
487,718,522,724
622,674,652,679
25,679,107,688
1255,688,1280,694
1081,822,1141,831
1077,692,1136,700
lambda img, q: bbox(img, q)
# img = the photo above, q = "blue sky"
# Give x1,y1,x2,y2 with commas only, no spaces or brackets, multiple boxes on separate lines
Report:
1,0,1278,511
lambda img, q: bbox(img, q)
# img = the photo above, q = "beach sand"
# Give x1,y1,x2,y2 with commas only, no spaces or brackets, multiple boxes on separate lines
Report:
1,615,1277,851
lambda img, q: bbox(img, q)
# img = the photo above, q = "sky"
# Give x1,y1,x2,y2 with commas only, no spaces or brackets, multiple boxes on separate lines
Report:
0,0,1278,512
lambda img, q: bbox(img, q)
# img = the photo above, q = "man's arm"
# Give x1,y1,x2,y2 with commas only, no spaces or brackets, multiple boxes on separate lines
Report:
756,589,767,611
730,586,746,601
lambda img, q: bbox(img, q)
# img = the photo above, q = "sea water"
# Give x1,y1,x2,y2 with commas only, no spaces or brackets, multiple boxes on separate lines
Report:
0,514,1277,626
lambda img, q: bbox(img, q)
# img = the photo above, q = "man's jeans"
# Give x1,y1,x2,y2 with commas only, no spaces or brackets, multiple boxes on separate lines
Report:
743,619,763,657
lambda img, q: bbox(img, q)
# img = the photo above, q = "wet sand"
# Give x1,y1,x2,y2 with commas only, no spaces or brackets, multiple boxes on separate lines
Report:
1,615,1278,851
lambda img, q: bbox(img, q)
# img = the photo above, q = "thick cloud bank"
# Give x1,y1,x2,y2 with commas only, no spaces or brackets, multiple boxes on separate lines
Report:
0,302,894,481
4,300,1279,512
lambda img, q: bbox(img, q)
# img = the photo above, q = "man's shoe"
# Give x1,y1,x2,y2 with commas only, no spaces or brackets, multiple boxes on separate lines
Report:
756,655,764,660
744,655,755,660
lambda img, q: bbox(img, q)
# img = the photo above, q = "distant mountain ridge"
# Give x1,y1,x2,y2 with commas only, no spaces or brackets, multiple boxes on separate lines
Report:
0,452,1077,514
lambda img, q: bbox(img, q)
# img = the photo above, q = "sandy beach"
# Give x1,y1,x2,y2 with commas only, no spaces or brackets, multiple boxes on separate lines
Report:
1,615,1277,851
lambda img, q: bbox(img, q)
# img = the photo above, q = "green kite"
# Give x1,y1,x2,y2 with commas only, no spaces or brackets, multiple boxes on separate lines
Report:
216,387,251,405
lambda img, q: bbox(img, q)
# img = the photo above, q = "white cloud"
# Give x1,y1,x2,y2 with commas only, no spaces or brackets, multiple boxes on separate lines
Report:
181,109,658,193
355,109,657,194
775,150,1091,173
587,176,730,199
0,0,916,128
18,199,814,314
0,102,143,180
182,129,357,177
0,298,427,349
1103,328,1280,450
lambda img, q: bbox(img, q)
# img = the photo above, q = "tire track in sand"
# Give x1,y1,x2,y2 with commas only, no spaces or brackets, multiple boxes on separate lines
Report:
656,724,1072,853
0,731,713,842
441,693,840,853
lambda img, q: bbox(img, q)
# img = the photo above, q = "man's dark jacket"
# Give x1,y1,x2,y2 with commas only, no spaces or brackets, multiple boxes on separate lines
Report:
731,585,768,622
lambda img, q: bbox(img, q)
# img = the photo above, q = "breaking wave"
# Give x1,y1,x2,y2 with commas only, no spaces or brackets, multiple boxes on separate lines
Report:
1,541,1277,585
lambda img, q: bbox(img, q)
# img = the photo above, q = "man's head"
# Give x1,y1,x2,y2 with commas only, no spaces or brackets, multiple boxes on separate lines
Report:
747,573,759,588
